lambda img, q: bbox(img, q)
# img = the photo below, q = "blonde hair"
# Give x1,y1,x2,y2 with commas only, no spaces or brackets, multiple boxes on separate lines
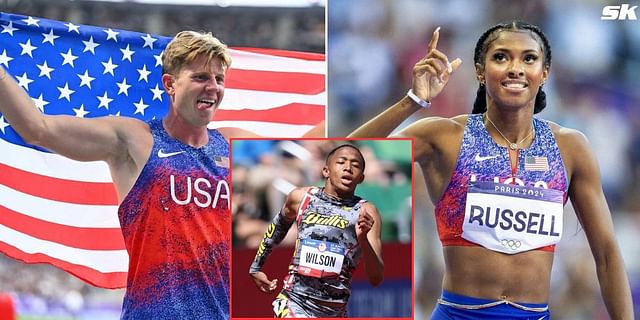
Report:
162,30,232,75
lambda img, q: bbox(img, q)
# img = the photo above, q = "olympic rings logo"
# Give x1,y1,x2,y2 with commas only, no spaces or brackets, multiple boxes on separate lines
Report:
501,239,522,250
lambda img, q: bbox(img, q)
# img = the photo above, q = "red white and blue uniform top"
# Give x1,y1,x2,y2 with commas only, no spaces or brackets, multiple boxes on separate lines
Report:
435,114,568,254
118,119,230,319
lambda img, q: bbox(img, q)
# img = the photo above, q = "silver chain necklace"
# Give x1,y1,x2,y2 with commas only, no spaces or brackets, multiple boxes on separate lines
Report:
485,113,534,150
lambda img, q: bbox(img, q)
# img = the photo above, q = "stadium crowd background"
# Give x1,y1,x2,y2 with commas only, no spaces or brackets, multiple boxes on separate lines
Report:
328,0,640,319
1,0,325,53
0,0,324,319
230,139,412,317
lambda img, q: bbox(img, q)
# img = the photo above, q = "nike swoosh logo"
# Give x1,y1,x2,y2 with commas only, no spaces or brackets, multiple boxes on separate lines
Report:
474,153,499,161
158,150,185,158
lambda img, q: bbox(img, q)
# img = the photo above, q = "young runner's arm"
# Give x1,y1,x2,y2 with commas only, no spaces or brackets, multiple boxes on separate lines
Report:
249,187,305,293
357,202,384,286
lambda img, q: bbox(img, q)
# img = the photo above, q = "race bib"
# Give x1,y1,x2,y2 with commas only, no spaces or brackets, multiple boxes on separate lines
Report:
462,181,564,254
298,239,345,278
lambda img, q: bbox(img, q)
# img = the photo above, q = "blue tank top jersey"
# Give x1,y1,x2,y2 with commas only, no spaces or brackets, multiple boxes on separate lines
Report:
118,119,230,319
434,114,568,251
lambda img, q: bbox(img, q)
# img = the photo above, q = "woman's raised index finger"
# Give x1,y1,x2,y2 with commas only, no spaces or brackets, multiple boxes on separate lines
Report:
427,26,441,54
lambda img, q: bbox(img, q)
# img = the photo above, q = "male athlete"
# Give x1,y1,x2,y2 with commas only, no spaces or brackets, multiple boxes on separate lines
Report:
0,31,232,319
249,144,385,318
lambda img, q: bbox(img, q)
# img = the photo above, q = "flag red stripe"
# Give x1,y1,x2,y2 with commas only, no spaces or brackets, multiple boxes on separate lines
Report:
226,69,324,94
0,206,124,250
0,163,118,205
232,47,326,61
0,240,127,289
216,103,324,124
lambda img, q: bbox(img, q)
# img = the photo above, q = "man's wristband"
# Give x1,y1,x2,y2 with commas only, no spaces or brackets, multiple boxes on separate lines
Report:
407,89,431,109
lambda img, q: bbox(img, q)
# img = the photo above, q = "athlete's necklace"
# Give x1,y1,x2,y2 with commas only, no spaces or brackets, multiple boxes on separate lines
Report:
485,113,534,150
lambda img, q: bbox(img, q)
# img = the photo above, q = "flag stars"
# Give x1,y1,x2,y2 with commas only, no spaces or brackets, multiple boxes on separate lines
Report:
22,16,40,27
0,116,9,134
97,92,113,109
42,29,60,45
154,53,163,67
1,21,18,36
32,94,49,112
64,22,80,34
82,36,100,54
77,70,95,89
150,84,164,101
141,34,157,49
137,65,151,82
60,49,79,67
57,82,75,101
133,98,149,115
16,72,34,90
120,44,135,62
0,49,14,67
36,61,54,79
73,104,89,118
101,57,118,76
116,78,131,96
0,17,187,130
19,39,37,58
104,28,119,42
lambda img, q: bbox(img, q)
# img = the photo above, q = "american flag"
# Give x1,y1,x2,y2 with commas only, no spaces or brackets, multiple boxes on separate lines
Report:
0,12,324,289
524,155,549,172
215,155,230,168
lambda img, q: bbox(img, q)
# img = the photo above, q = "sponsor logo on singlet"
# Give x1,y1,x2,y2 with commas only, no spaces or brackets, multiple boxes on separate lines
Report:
157,149,185,158
169,175,230,209
301,212,349,229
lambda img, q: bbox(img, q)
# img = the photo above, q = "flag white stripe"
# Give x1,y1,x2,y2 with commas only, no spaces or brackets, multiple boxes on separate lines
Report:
0,185,119,228
208,121,315,137
0,138,113,182
221,89,325,110
0,224,128,273
229,49,325,74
